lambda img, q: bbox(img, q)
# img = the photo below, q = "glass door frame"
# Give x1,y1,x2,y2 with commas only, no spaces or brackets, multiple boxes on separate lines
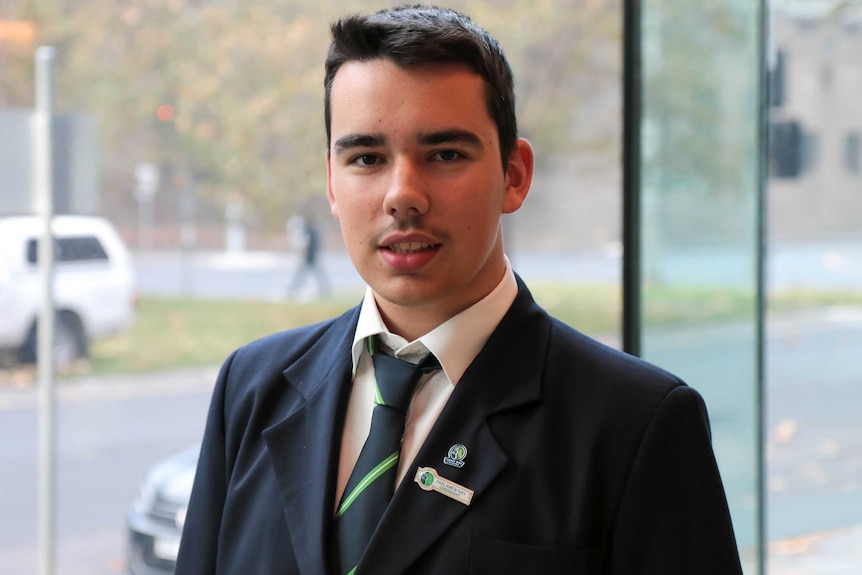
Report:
621,1,768,572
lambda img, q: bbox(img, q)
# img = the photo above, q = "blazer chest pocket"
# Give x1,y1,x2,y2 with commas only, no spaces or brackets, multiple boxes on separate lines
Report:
469,535,599,575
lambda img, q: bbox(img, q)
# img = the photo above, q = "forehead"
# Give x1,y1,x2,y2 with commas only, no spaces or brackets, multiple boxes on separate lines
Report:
329,59,494,136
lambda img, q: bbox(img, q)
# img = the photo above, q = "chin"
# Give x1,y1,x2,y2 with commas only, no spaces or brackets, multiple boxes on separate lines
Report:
371,278,443,307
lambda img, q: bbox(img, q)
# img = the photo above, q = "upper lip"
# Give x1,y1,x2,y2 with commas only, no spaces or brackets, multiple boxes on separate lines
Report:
379,232,441,251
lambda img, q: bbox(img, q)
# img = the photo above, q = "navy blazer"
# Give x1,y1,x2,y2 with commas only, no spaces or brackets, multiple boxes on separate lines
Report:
176,279,742,574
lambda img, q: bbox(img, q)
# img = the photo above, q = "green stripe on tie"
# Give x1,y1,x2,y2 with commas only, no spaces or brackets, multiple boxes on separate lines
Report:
346,567,357,575
374,380,385,406
336,451,400,518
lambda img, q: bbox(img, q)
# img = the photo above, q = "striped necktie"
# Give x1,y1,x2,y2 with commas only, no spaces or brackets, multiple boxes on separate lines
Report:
332,336,440,575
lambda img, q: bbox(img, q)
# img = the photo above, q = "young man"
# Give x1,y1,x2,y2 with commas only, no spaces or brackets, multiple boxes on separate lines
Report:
176,6,743,574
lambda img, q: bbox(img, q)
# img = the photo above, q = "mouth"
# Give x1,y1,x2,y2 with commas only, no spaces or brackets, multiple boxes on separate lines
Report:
385,242,439,254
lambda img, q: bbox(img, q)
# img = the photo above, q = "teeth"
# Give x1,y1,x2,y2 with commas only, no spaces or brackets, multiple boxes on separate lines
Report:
389,242,432,254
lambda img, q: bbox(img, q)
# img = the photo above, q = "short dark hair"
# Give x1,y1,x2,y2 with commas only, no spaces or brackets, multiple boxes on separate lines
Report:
324,5,518,171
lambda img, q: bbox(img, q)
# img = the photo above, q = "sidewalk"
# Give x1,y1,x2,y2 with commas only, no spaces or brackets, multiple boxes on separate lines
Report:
0,364,218,411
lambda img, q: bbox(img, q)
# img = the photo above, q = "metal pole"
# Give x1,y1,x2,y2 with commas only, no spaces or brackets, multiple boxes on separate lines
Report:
622,0,642,357
756,2,769,573
34,45,57,575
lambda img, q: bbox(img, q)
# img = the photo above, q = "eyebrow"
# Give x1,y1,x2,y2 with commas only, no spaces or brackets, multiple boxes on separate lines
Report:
333,133,386,156
418,129,484,148
333,129,485,156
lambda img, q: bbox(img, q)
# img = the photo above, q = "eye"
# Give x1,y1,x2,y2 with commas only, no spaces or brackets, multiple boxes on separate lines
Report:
351,154,382,167
432,150,464,162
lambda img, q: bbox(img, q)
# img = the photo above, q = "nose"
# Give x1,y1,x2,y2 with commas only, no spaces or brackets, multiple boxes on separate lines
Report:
382,159,429,218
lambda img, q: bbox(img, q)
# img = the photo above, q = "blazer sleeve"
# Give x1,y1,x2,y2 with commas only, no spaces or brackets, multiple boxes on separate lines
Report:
605,385,743,575
174,351,235,575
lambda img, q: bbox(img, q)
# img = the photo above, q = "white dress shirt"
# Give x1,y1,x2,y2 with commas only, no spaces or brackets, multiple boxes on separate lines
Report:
335,258,518,506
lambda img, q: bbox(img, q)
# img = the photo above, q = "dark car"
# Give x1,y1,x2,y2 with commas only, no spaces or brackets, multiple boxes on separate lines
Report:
127,445,198,574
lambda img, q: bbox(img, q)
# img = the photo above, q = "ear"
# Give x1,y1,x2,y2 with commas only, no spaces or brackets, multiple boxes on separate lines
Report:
502,138,534,214
326,152,340,219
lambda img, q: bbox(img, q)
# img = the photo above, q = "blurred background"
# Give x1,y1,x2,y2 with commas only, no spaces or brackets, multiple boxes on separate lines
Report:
0,0,860,573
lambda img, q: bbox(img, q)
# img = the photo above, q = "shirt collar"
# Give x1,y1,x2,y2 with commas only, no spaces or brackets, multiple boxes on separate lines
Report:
351,257,518,386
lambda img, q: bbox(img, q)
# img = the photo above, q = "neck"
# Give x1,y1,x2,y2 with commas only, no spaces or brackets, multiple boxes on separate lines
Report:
372,272,507,342
374,302,449,343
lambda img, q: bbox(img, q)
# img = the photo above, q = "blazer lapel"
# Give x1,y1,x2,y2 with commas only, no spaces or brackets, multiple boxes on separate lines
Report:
263,308,359,575
358,415,508,575
358,281,550,575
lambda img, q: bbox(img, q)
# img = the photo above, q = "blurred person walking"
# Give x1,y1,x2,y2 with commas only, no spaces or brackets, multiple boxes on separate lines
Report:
286,214,329,300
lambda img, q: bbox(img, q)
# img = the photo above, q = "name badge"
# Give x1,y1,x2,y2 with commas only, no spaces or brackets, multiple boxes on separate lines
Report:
414,466,474,506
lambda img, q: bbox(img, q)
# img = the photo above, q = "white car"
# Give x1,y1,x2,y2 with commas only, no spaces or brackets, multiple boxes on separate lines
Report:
0,214,136,366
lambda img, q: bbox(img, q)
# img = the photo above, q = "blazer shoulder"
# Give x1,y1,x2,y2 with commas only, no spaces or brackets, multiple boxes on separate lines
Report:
506,278,686,404
545,315,688,404
211,304,358,402
539,316,716,477
202,304,359,447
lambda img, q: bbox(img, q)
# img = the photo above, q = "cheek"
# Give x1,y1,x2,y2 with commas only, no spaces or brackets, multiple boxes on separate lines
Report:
337,205,371,238
329,186,363,221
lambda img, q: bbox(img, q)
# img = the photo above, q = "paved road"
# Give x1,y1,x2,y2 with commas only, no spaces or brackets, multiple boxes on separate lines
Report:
644,313,862,545
0,368,217,575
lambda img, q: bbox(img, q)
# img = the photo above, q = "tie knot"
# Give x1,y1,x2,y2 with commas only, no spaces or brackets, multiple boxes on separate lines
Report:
370,349,439,413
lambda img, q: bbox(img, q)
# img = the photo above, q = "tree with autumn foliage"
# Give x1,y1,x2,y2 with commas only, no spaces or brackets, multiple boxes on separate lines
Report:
0,0,620,243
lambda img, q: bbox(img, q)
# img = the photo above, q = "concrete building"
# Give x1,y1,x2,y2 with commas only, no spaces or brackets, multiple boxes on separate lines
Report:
769,1,862,242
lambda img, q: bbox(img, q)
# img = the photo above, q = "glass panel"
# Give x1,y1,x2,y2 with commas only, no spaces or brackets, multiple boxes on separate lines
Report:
767,2,862,572
639,0,763,572
0,1,623,573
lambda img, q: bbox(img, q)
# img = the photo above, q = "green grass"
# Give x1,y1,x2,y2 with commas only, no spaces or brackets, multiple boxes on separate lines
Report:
769,288,862,311
528,282,862,330
88,297,356,375
5,283,861,380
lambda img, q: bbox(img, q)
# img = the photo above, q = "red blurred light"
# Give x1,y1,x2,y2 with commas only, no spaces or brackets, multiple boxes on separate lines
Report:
156,104,174,122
